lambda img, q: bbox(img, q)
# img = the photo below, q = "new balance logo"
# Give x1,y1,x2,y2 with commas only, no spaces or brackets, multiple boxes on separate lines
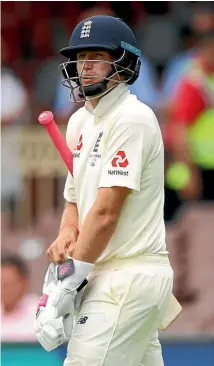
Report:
77,316,88,324
80,20,93,38
111,151,129,168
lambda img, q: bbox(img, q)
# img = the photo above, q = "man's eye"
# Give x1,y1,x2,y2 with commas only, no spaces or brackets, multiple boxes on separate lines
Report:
96,53,104,58
78,54,86,60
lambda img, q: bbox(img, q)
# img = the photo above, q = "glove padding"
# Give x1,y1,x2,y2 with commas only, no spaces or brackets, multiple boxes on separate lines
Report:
48,258,92,318
34,263,70,352
35,259,94,352
35,309,73,352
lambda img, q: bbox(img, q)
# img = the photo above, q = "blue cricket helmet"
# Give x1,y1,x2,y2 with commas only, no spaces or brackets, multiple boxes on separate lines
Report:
60,15,138,58
59,15,141,102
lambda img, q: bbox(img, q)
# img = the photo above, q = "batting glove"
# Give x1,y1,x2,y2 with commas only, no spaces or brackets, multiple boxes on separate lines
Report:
35,259,94,352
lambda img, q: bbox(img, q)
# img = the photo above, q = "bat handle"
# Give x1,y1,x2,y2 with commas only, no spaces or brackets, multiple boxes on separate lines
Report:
38,111,73,175
38,111,54,125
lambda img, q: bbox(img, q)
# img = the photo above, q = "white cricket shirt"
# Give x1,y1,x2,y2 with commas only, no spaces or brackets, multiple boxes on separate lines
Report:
64,83,167,262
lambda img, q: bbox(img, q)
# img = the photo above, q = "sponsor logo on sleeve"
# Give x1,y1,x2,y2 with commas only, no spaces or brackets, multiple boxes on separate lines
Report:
108,151,129,176
111,151,129,168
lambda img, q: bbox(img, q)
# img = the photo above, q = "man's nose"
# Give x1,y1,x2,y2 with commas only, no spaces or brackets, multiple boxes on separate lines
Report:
84,59,93,70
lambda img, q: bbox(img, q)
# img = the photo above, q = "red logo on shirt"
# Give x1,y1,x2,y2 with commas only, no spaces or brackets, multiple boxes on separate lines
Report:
111,151,129,168
76,135,83,151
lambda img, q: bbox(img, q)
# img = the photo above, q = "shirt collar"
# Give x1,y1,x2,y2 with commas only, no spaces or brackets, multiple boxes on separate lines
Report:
85,83,129,118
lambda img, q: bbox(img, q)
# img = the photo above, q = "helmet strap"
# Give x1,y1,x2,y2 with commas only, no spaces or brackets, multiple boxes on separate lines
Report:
78,66,116,99
78,80,107,98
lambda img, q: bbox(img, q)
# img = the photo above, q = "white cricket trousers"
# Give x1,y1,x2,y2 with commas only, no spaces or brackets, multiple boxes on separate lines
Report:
64,254,174,366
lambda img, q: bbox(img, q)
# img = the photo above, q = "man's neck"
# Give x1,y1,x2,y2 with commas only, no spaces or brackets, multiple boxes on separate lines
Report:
85,83,119,111
86,97,101,111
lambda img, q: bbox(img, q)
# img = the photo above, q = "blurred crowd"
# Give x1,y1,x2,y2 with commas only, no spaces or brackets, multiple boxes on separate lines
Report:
1,1,214,341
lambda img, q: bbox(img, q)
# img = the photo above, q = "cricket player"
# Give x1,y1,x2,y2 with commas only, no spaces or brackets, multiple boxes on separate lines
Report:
35,16,181,365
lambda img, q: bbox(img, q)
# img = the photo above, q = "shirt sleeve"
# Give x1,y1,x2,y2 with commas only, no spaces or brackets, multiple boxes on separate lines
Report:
63,172,76,203
99,121,153,191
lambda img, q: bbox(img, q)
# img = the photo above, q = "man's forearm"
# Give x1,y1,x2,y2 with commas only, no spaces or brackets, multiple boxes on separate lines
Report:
71,206,118,263
59,201,79,236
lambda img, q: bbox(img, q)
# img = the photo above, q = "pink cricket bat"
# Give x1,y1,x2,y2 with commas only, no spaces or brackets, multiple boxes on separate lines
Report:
38,111,73,175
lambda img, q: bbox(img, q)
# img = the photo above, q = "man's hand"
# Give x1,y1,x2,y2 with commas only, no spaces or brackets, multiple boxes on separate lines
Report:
46,228,78,264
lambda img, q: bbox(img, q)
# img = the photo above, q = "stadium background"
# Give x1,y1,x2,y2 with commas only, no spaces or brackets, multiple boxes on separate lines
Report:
1,1,214,365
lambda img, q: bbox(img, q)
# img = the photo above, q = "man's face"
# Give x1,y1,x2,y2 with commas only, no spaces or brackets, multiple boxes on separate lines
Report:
76,50,115,86
1,265,27,310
